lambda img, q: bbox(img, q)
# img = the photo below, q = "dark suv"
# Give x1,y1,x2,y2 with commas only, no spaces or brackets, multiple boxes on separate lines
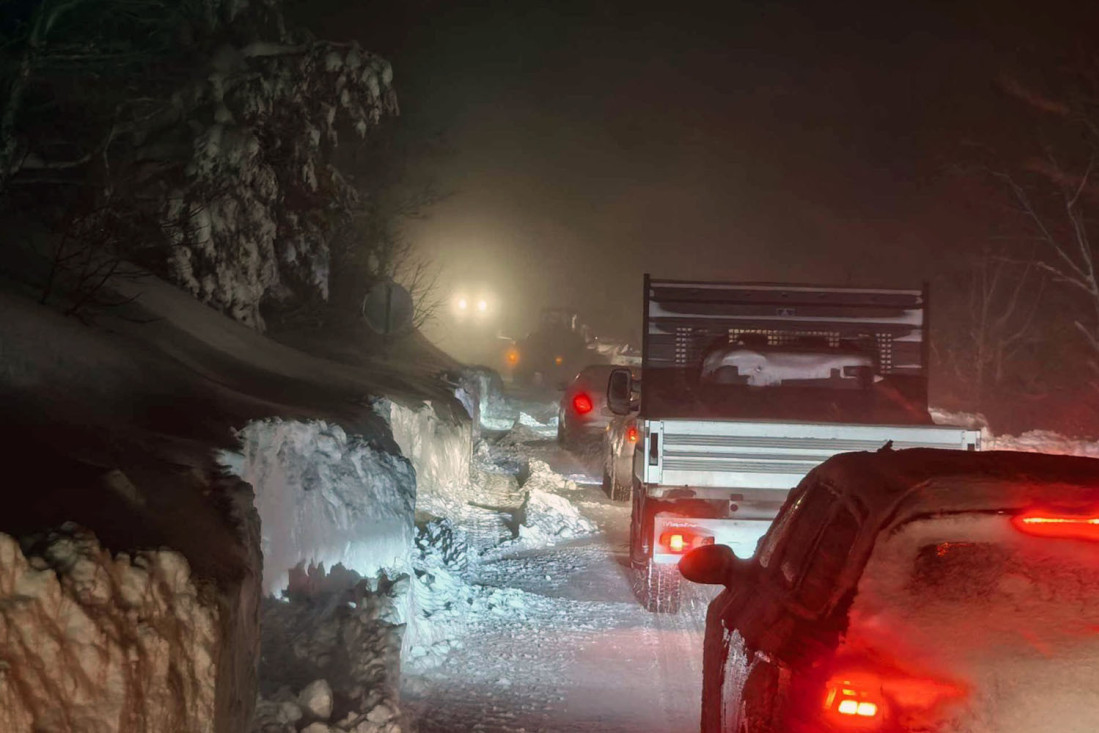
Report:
682,448,1099,733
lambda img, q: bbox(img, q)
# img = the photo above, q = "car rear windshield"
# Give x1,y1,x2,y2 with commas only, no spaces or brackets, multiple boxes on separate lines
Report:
849,513,1099,670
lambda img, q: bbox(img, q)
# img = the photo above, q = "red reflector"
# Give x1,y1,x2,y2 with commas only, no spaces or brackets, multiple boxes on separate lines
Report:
1013,512,1099,541
572,393,594,414
626,426,639,443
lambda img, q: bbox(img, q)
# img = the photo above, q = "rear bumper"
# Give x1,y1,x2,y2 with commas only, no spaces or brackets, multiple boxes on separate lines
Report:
652,514,772,564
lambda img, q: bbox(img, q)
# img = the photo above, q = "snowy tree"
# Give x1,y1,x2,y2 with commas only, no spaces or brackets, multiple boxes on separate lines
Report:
1,0,399,329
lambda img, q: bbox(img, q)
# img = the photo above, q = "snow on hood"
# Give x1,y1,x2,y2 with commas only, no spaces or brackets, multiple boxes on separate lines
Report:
844,513,1099,733
222,419,415,596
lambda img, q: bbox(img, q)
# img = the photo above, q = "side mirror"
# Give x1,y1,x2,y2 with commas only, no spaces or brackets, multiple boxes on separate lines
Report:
679,544,749,587
607,368,633,415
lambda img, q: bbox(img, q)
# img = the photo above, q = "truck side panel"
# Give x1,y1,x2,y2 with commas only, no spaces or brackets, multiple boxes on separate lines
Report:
640,419,980,490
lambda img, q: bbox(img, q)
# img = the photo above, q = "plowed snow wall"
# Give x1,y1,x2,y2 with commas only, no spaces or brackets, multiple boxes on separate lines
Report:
224,419,416,596
386,401,473,519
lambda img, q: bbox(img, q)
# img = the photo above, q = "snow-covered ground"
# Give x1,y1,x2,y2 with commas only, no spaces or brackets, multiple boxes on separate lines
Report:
399,403,717,732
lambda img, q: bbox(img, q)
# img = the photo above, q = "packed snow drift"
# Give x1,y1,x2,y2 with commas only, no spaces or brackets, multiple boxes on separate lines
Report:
224,419,416,597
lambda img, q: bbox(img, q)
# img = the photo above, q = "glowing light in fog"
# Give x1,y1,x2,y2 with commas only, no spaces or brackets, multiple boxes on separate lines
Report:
457,298,468,310
477,299,487,312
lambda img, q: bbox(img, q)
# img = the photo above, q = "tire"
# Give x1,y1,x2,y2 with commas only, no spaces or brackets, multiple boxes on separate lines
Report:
609,456,632,502
629,484,680,613
634,560,681,614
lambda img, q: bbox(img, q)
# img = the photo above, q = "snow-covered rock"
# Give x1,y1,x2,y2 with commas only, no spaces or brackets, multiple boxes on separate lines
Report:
0,525,220,733
223,419,416,596
257,571,406,733
299,679,334,720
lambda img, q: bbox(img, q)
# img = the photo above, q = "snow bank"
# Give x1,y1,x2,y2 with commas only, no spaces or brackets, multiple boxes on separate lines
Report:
453,368,518,432
988,430,1099,458
845,514,1099,733
931,407,1099,457
222,419,415,596
254,569,406,733
404,519,547,673
386,400,474,521
0,525,220,733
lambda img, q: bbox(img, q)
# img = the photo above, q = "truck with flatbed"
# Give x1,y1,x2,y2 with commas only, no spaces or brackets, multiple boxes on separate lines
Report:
606,276,982,613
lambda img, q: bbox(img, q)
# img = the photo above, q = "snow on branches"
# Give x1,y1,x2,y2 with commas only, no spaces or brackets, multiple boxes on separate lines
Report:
1,0,398,330
163,9,398,329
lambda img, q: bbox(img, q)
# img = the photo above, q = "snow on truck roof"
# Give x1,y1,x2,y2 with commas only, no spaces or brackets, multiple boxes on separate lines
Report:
812,448,1099,526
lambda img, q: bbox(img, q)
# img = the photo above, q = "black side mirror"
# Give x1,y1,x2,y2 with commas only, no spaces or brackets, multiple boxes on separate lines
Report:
679,544,749,587
607,367,633,415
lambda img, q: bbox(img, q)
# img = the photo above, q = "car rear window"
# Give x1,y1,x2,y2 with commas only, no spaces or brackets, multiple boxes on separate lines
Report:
778,486,837,585
796,507,860,611
850,514,1099,669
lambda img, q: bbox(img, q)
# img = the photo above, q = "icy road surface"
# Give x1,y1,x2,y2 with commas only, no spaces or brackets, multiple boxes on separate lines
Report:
403,427,718,732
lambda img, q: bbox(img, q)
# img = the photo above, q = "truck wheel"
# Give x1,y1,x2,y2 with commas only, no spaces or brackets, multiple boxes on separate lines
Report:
634,561,681,614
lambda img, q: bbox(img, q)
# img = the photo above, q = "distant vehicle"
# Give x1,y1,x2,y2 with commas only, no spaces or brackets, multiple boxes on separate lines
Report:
513,308,604,388
607,277,982,613
557,365,635,453
681,448,1099,733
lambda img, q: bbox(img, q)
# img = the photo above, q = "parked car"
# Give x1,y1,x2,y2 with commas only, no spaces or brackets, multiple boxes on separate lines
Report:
602,412,640,501
557,364,625,452
681,447,1099,733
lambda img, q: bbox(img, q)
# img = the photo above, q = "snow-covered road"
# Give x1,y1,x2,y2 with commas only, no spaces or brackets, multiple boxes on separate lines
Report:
403,429,719,732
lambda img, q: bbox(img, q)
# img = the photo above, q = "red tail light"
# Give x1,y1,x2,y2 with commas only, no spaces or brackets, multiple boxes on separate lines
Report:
824,676,883,726
822,669,966,728
626,425,639,443
572,393,594,414
658,530,714,554
1013,511,1099,541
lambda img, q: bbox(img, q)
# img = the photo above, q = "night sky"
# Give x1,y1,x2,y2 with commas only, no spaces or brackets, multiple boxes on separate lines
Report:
299,0,1098,349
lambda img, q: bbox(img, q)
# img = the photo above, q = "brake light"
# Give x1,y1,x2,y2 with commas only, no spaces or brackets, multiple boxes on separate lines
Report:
824,676,883,726
658,530,714,554
626,425,639,443
572,393,594,414
1013,511,1099,541
823,669,966,727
